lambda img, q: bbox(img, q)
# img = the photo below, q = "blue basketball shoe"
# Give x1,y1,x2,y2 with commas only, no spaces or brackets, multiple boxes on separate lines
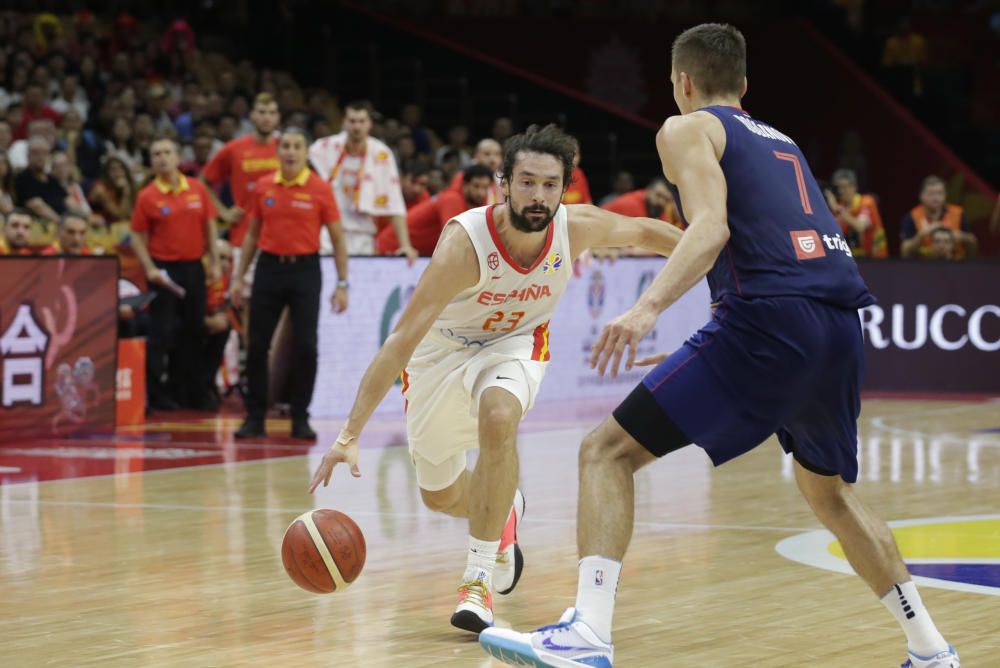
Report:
479,607,613,668
901,645,960,668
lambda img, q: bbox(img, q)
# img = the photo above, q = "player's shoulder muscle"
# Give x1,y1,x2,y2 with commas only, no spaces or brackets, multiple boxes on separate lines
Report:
427,220,479,292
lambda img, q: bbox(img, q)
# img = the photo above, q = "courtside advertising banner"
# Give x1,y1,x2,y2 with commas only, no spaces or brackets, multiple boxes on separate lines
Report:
0,257,118,440
858,260,1000,393
312,257,712,417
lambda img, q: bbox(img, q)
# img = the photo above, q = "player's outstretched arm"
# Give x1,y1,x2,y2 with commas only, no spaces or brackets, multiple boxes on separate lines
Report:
566,204,682,258
308,222,478,492
590,113,729,378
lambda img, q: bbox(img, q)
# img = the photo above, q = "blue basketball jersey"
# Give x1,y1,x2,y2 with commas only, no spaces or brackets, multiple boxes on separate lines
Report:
667,105,874,309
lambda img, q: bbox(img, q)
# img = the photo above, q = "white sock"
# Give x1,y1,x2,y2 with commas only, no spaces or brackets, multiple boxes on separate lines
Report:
881,581,949,657
575,555,621,644
464,536,500,585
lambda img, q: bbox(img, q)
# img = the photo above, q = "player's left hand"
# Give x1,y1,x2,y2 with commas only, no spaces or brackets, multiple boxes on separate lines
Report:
591,305,658,378
396,245,419,266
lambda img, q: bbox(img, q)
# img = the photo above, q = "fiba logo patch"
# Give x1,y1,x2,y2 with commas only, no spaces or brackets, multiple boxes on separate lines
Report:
542,251,563,275
160,206,171,215
265,197,275,207
487,252,500,271
790,230,826,260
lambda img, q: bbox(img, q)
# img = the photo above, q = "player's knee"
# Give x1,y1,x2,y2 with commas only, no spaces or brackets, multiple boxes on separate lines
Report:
420,486,458,513
580,428,629,468
479,390,522,431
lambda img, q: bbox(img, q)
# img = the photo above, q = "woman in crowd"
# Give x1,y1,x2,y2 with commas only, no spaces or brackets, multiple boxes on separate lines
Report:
88,156,136,223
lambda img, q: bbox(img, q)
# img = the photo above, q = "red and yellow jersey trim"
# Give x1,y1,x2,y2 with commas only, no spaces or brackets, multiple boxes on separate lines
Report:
531,322,551,362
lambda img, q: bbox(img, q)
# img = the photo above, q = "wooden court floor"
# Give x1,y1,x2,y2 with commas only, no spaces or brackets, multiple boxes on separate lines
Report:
0,398,997,666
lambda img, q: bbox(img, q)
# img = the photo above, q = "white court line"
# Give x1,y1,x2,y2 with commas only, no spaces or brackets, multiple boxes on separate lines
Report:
0,497,816,534
0,466,21,473
868,401,1000,442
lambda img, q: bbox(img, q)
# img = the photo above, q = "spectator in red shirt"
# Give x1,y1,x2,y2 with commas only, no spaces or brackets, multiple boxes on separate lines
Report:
14,83,60,139
377,163,493,256
201,92,281,247
203,238,234,409
562,138,592,205
0,209,56,255
448,138,502,203
180,135,216,178
54,213,91,255
603,178,683,229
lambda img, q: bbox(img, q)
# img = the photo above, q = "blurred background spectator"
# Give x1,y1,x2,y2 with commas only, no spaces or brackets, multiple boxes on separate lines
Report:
825,168,888,258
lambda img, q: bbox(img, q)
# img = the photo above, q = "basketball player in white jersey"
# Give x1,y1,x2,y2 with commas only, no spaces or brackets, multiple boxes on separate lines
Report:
309,125,683,633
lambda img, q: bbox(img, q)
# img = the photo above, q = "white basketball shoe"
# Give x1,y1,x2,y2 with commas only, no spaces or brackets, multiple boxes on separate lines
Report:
479,607,613,668
494,489,525,595
901,645,960,668
450,570,494,634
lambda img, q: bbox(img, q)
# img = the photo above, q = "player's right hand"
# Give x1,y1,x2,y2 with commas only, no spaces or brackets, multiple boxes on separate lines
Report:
634,353,669,367
591,305,658,378
308,429,361,493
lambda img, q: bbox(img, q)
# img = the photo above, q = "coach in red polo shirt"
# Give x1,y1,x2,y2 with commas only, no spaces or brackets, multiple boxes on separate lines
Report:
131,137,221,411
201,92,281,247
232,128,348,441
376,163,493,255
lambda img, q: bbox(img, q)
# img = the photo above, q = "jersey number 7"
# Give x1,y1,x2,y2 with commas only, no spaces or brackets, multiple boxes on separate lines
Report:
773,151,814,215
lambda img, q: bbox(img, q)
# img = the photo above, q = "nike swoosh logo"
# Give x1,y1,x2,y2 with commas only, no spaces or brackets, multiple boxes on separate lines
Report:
491,275,503,280
541,636,596,652
496,376,515,381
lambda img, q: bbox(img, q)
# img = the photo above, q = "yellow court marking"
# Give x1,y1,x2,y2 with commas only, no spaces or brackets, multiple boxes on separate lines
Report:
828,518,1000,559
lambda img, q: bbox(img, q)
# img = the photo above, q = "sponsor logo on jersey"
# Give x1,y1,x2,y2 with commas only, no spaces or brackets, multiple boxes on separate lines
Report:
477,284,553,306
790,230,825,260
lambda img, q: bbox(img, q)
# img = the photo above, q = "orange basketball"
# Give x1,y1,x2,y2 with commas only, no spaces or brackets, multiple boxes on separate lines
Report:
281,509,366,594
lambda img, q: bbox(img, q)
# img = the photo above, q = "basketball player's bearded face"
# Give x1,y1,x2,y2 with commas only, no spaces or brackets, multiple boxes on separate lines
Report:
504,152,565,233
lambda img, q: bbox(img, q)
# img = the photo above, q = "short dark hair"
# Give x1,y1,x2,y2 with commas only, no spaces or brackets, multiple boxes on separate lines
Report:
671,23,747,98
344,100,374,117
59,213,87,231
462,164,493,183
922,175,945,191
832,168,857,185
150,135,180,152
500,124,576,188
280,126,309,142
7,207,32,222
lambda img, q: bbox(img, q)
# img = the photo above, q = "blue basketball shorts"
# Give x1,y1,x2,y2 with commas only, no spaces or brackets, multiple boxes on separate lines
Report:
614,295,864,482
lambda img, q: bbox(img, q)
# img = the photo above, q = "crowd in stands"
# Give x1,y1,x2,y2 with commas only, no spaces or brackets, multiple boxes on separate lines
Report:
0,10,985,263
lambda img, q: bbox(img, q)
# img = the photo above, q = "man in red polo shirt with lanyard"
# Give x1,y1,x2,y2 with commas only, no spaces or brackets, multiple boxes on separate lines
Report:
232,128,349,440
131,137,221,411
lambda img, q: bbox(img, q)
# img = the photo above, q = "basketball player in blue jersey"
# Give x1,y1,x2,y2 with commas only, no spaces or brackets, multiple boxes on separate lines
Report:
480,24,960,668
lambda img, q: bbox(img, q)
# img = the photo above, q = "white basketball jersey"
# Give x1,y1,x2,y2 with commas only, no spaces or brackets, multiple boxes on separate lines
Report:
417,204,572,360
